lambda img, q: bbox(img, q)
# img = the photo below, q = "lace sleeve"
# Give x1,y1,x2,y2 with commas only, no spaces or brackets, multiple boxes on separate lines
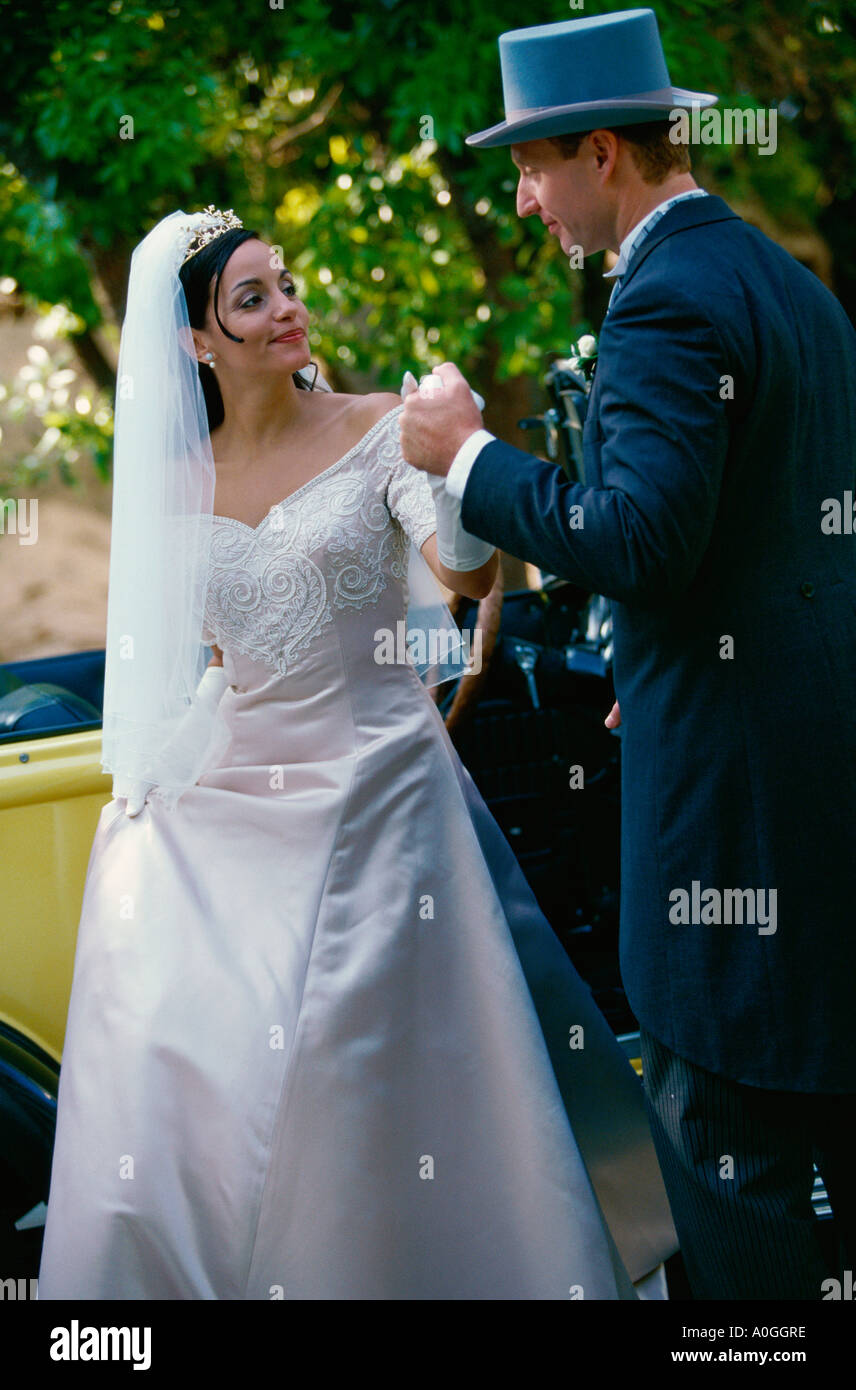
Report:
379,406,438,550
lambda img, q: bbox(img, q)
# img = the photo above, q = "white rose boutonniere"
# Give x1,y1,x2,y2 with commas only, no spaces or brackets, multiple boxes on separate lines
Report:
567,332,598,388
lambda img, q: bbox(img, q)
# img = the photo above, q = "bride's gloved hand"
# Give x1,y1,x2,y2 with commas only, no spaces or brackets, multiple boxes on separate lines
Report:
400,371,496,573
121,663,231,817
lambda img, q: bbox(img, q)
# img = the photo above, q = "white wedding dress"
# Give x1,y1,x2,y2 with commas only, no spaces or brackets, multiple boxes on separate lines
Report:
38,404,675,1300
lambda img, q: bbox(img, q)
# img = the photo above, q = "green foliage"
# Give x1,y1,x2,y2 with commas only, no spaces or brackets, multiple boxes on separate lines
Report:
0,170,100,328
0,331,113,493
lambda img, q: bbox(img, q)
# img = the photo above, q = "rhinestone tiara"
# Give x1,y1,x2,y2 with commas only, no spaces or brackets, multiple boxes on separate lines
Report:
180,205,244,266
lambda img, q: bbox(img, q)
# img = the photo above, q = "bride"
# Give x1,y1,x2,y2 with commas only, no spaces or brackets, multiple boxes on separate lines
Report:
37,205,676,1300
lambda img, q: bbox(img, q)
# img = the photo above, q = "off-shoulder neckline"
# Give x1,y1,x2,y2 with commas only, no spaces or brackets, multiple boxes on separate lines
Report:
211,401,403,534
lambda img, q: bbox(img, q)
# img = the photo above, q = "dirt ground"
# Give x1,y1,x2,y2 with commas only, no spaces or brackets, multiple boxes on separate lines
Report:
0,493,112,665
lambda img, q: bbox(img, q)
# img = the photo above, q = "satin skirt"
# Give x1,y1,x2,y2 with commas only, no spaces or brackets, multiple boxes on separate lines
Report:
39,647,675,1299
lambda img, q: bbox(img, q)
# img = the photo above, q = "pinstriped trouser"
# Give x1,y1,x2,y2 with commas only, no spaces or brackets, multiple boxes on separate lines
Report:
639,1028,856,1300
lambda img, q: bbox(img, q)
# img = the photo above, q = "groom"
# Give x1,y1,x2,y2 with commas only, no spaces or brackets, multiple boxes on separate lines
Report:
401,10,856,1300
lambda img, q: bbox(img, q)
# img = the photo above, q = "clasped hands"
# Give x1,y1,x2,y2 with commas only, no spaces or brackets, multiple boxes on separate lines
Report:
400,365,494,576
399,362,484,477
399,362,621,731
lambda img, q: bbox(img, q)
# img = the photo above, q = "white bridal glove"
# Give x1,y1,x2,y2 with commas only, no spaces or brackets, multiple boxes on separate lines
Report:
401,370,497,574
122,663,231,816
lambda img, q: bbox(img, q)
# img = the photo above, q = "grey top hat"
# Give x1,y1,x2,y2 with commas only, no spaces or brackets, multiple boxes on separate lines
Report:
466,8,718,149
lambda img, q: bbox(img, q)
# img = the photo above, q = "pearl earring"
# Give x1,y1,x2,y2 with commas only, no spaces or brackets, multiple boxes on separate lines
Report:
205,352,214,364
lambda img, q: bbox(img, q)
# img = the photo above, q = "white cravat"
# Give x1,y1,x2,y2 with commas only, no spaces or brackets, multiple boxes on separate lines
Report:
445,188,709,502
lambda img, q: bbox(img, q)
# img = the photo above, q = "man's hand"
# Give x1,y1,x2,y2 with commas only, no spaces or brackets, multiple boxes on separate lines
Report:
605,700,621,729
399,362,483,476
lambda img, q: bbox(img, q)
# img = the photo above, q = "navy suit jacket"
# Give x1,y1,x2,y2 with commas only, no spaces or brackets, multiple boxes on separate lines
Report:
460,193,856,1091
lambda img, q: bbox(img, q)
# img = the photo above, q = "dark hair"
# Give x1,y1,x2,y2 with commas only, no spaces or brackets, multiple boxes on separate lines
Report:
178,225,315,431
549,120,691,183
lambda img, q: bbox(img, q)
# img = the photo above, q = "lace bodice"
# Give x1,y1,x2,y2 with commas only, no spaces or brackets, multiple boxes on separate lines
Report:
201,404,437,676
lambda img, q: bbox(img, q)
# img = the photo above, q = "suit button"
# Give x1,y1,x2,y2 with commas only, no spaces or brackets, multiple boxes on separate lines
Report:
800,581,815,598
